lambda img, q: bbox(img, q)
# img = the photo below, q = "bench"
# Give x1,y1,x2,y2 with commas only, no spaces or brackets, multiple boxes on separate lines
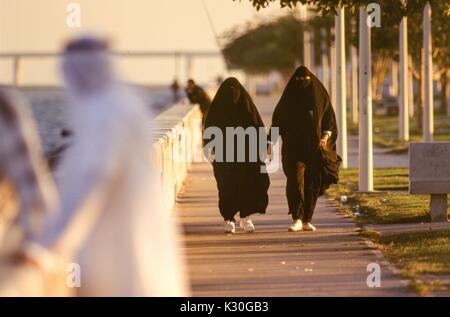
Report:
409,142,450,222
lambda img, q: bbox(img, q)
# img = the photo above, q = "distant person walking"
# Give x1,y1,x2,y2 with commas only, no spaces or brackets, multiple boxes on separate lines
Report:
204,77,270,233
23,37,189,296
271,66,339,232
170,79,181,103
186,79,211,118
0,89,57,241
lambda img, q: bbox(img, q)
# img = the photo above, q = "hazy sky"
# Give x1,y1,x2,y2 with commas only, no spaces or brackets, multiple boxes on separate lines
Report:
0,0,292,85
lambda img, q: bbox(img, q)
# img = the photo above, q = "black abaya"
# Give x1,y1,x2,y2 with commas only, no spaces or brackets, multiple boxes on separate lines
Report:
204,77,270,221
271,66,338,221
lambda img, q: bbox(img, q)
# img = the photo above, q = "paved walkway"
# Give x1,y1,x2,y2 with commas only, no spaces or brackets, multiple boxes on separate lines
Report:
174,96,410,296
366,222,450,237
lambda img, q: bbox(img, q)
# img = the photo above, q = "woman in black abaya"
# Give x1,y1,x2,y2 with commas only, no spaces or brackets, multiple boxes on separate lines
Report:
204,77,270,233
271,66,338,232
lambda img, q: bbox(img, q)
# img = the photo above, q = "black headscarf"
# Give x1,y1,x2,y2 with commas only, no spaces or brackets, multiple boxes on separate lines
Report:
272,66,338,155
205,77,265,130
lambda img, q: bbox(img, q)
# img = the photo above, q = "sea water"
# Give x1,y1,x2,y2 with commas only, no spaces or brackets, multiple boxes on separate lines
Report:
20,86,175,154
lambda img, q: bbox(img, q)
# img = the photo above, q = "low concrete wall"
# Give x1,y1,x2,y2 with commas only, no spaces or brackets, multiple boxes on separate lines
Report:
151,102,203,211
0,101,204,296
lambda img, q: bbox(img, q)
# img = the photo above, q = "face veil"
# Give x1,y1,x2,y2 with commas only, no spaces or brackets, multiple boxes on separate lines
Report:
272,66,338,149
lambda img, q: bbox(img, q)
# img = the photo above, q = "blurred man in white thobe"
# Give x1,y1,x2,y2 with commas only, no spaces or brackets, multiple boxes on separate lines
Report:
24,37,189,296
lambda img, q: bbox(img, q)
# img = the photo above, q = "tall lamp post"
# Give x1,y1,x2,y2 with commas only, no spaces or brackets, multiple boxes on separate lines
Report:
335,6,347,168
300,5,311,68
321,28,330,92
359,5,373,192
399,0,409,141
350,18,359,125
423,2,434,141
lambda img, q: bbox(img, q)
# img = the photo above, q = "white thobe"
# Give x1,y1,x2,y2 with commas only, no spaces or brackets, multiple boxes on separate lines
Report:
35,86,189,296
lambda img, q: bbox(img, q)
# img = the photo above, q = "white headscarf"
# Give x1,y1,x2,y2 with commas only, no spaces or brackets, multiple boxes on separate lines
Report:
61,37,115,97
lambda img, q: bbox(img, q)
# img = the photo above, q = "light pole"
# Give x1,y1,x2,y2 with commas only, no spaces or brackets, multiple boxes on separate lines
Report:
359,6,373,192
399,1,409,141
336,6,347,168
390,62,399,97
408,55,415,118
186,56,194,81
423,2,434,141
300,5,311,68
351,18,359,125
330,26,336,110
321,28,330,92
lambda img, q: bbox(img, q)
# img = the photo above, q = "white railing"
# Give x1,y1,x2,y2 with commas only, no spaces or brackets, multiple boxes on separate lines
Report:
0,50,222,86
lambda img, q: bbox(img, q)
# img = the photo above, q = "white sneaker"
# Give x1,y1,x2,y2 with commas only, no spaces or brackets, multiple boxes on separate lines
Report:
240,217,255,233
303,222,317,231
224,220,235,233
288,219,303,232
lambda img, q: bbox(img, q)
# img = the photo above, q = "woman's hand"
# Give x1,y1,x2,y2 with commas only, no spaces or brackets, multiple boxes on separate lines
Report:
319,135,329,148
